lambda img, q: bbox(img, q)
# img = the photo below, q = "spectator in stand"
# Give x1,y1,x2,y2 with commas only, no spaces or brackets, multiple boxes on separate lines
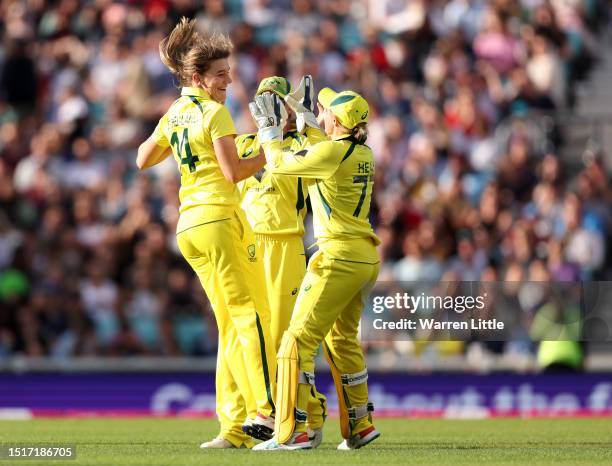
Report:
0,0,609,359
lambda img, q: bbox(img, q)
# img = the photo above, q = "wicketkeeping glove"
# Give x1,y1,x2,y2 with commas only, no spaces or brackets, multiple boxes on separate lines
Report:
284,75,320,133
248,92,288,143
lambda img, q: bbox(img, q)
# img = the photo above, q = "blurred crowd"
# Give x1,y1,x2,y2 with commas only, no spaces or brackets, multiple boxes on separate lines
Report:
0,0,611,359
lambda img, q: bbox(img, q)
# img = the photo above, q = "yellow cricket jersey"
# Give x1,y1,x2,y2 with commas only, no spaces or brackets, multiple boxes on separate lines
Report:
236,128,324,236
152,87,239,230
263,131,380,258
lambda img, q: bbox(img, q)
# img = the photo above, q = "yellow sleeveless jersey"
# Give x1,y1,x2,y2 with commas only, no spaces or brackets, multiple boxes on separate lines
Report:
263,131,380,256
236,128,325,236
152,87,239,228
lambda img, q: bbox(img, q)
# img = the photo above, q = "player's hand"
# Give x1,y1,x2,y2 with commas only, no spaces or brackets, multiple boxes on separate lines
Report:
249,92,288,143
284,75,320,133
285,75,315,113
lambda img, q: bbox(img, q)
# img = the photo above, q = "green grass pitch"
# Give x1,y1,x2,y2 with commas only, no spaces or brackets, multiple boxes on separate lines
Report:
1,418,612,465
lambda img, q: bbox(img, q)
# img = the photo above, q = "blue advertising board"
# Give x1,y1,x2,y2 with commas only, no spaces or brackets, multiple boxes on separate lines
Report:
1,373,612,417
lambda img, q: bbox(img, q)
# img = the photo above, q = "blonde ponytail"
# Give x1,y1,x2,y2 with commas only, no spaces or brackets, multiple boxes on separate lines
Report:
159,17,233,86
351,122,368,144
159,18,198,78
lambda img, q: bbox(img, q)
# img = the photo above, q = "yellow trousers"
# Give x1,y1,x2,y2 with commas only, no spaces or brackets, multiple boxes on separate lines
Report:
288,239,379,433
255,234,306,348
256,234,327,428
176,207,276,447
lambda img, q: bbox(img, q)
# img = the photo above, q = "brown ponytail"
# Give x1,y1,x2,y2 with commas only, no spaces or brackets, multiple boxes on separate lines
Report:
351,122,368,144
159,17,233,86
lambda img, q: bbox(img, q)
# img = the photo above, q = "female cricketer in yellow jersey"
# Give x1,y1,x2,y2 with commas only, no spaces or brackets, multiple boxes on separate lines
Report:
136,18,276,449
249,86,381,451
235,76,328,446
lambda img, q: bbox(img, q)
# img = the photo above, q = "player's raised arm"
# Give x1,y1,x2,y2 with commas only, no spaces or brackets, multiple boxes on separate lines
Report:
265,139,342,179
213,134,265,183
249,92,342,179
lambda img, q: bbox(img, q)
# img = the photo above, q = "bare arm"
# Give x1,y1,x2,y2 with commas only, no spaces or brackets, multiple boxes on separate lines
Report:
136,137,171,170
213,135,266,183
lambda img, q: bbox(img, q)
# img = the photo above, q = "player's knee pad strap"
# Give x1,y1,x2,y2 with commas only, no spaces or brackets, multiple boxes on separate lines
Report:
340,368,368,386
275,332,298,443
295,408,308,423
348,401,374,420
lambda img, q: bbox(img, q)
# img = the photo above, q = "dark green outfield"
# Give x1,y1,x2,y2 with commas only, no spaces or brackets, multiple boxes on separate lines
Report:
1,418,611,465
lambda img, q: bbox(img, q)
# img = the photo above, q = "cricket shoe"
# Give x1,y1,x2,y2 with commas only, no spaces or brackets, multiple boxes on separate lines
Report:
242,412,275,441
337,425,380,450
199,438,236,449
307,427,323,448
252,432,312,451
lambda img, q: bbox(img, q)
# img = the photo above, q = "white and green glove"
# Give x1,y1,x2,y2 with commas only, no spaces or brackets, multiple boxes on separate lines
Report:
284,75,319,133
249,92,288,143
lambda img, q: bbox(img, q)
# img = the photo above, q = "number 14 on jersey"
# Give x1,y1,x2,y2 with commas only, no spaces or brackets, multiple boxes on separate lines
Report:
171,128,200,173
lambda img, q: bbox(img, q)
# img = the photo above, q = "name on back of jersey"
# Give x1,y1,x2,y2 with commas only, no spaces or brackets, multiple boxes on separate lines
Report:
166,112,202,131
357,161,374,174
247,185,276,193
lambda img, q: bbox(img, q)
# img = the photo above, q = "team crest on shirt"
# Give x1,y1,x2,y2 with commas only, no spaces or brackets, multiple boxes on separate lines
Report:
247,244,256,262
291,288,298,296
